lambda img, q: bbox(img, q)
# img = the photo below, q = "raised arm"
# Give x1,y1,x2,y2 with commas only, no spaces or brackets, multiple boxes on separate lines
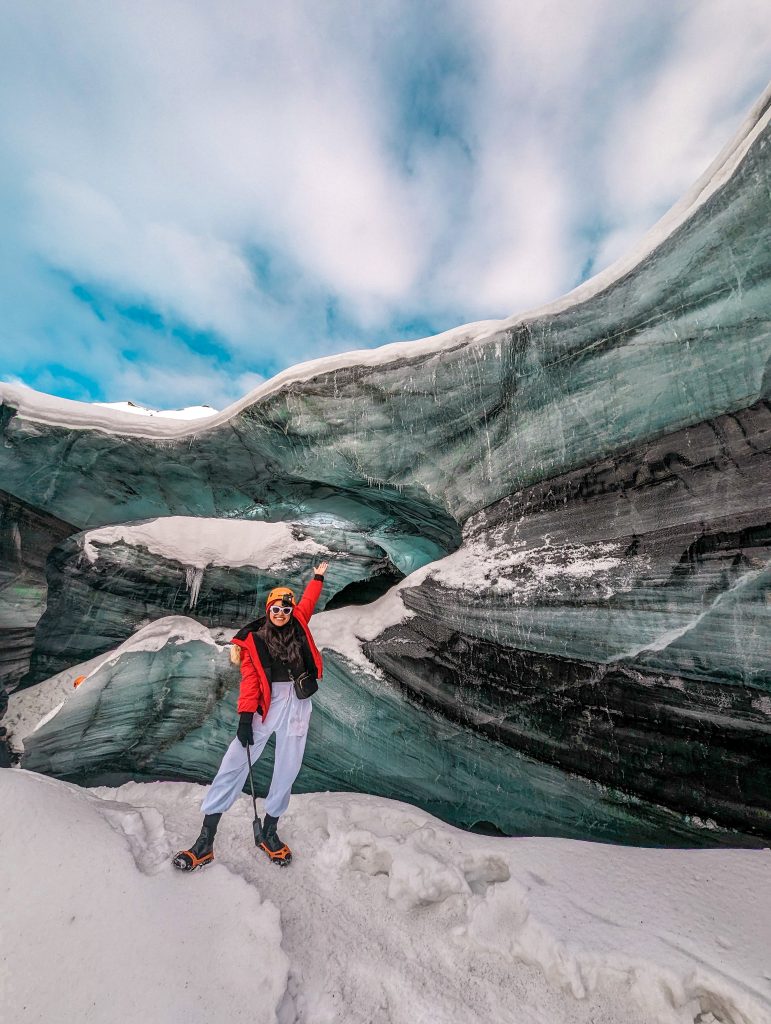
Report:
295,561,328,621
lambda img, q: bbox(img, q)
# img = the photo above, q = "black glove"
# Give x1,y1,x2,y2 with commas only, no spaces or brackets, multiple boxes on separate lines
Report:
237,711,254,747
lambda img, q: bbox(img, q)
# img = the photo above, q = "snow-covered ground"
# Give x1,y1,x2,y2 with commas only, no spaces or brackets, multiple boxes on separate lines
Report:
3,769,769,1024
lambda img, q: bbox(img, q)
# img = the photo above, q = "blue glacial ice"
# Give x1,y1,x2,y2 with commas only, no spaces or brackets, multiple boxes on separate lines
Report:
19,616,761,847
3,86,771,843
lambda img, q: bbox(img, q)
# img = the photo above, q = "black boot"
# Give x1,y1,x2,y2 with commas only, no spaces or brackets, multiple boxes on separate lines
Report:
172,813,222,871
259,814,292,866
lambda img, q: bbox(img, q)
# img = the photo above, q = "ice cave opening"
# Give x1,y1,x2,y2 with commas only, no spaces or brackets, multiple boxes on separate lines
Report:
1,84,770,850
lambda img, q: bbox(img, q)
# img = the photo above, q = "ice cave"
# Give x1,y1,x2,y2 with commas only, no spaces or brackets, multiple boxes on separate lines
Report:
1,86,769,849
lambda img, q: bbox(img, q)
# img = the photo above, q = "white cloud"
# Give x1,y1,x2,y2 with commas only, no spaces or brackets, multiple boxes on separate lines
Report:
28,172,267,341
439,143,573,315
598,0,771,267
0,0,769,405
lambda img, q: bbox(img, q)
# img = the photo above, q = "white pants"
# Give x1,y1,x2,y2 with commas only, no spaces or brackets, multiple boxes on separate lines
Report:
201,682,312,819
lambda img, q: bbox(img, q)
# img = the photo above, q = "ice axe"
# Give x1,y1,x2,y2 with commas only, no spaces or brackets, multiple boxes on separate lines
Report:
245,745,263,846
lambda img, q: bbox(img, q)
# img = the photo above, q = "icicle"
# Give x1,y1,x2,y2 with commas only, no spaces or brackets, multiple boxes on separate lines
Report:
185,566,204,609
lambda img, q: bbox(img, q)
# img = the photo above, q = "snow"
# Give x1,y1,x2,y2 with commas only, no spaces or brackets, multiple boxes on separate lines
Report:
3,86,768,444
82,516,326,569
93,400,218,419
3,770,770,1024
0,319,498,439
426,535,630,598
2,770,287,1024
311,562,435,669
99,615,225,656
310,538,631,670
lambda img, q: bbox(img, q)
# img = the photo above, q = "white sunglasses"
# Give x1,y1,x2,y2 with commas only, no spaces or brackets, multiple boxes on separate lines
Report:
269,603,293,615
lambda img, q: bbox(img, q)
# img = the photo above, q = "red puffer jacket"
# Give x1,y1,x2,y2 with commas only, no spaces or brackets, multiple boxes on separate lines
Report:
231,576,324,720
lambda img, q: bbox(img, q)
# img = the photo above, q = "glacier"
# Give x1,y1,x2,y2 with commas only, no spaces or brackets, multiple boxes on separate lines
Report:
17,616,762,847
0,488,75,688
2,86,771,844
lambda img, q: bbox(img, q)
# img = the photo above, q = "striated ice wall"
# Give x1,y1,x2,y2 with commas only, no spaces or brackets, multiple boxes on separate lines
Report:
3,86,771,842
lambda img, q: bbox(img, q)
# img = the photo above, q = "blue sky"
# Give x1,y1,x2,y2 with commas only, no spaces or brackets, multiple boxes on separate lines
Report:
1,1,769,410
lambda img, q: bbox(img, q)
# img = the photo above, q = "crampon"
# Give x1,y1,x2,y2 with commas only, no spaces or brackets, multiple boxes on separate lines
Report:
172,848,214,871
258,837,292,866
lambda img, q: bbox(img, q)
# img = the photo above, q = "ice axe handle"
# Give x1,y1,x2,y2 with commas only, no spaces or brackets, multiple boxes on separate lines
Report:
245,743,262,846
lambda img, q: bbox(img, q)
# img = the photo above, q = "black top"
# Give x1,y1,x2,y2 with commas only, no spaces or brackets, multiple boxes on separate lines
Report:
264,648,292,683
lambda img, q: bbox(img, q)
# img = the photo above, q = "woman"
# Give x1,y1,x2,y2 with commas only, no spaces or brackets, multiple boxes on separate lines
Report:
173,561,328,870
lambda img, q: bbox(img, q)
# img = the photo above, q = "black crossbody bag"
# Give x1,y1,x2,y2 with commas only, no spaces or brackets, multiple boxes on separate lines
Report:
290,669,318,700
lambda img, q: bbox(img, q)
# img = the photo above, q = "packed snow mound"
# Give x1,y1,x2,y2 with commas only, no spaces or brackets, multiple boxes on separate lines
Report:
4,771,770,1024
2,770,288,1024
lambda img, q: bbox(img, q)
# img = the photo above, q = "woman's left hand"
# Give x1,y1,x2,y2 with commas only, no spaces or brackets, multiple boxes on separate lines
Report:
314,561,329,577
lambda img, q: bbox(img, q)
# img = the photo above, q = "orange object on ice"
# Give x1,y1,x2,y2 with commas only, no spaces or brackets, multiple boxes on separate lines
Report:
73,675,86,689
